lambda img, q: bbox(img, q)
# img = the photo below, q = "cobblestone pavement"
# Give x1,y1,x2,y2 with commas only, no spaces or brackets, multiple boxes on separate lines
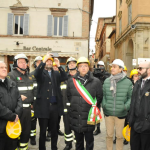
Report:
28,111,130,150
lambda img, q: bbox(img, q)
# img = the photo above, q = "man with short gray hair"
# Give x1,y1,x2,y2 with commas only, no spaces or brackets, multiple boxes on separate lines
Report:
102,59,132,150
128,61,150,150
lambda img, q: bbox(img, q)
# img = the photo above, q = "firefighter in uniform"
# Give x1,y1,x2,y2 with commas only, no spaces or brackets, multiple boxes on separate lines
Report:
61,57,77,150
7,54,34,150
29,56,42,145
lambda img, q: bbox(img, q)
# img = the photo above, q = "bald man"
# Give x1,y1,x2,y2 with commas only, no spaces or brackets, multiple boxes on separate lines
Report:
128,61,150,150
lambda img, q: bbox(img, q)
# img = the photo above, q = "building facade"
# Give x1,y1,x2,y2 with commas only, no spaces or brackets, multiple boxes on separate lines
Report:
115,0,150,75
95,17,115,71
108,28,116,64
0,0,94,71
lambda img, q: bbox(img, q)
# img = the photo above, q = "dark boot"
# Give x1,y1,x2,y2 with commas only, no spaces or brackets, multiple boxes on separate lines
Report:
113,137,116,144
63,143,72,150
58,130,64,136
123,139,128,145
47,131,51,138
93,127,101,136
46,136,51,142
46,131,51,142
30,136,36,145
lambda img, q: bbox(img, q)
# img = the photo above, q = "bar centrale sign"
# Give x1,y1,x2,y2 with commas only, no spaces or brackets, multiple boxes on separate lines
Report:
23,46,52,51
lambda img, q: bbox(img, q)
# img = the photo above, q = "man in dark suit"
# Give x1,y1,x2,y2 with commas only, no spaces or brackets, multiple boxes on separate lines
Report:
34,53,67,150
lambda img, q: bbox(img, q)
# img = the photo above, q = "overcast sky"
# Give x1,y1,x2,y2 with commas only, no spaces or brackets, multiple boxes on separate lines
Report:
89,0,116,54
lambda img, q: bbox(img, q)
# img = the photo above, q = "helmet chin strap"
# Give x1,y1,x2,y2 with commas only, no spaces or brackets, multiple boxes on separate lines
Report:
69,67,76,71
16,60,28,72
17,66,27,72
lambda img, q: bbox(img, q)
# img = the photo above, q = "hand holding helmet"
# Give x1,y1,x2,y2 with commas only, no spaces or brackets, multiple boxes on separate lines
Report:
54,58,60,67
43,52,53,63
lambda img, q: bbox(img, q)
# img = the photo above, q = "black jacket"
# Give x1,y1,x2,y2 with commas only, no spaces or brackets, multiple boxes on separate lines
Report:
30,70,37,101
128,79,150,134
0,78,23,133
34,62,67,118
93,69,110,85
61,73,75,114
67,71,103,133
8,68,34,105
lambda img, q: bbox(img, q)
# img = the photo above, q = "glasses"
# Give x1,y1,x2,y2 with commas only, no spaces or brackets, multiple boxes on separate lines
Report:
137,67,149,71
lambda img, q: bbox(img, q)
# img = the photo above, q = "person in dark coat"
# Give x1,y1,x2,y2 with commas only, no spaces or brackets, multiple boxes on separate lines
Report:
29,56,43,145
67,57,103,150
128,61,150,150
34,53,67,150
93,60,110,136
0,61,23,150
8,54,34,150
61,57,78,150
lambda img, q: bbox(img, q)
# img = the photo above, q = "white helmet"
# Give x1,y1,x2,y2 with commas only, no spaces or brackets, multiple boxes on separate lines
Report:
33,56,42,63
66,57,77,65
97,61,105,66
14,53,28,60
33,56,42,68
110,59,124,69
13,53,28,71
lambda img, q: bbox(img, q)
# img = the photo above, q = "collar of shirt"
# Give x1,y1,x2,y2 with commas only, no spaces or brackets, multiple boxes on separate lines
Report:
0,79,5,82
142,76,150,82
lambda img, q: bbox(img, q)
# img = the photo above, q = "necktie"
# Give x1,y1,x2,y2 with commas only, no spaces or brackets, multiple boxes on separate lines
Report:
141,80,146,89
48,71,51,78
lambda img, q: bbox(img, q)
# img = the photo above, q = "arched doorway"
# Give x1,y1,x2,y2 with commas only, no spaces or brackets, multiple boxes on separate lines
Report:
126,39,133,76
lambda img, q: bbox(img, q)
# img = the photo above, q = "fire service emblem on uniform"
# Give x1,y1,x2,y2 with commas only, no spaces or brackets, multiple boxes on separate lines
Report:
29,77,32,80
145,92,149,96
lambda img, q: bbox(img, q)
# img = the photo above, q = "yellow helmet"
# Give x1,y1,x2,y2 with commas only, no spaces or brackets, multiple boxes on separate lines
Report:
77,57,90,66
6,120,22,139
122,124,131,142
53,62,57,66
130,69,138,78
42,55,53,62
66,57,77,65
124,66,127,71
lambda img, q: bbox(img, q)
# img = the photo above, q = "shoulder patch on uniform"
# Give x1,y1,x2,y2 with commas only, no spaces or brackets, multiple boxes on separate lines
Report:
29,77,32,80
7,76,10,79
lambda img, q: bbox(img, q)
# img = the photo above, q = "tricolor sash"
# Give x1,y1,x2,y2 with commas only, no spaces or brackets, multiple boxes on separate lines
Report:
73,78,102,125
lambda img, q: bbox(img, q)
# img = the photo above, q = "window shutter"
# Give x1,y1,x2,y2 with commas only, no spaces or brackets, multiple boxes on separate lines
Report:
47,15,53,36
63,15,68,37
23,14,29,35
7,13,14,35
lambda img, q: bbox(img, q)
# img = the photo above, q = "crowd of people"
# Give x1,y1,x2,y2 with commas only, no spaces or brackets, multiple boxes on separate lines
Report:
0,52,150,150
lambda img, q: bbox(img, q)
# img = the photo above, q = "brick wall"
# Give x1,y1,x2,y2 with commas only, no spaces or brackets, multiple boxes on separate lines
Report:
82,0,90,37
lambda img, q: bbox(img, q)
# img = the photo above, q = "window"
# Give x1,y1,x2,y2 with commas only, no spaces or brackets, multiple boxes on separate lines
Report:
128,3,132,24
119,18,122,35
47,15,68,37
14,15,24,35
7,13,29,35
53,17,63,36
120,0,122,6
